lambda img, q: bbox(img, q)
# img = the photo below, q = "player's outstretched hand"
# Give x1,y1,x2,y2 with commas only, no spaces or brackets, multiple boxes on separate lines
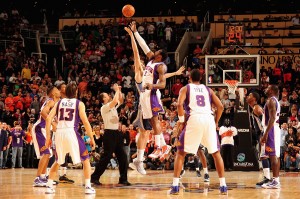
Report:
128,21,137,32
175,66,185,76
124,26,133,36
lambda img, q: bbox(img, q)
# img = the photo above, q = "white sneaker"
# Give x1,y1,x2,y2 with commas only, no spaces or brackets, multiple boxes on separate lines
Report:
128,163,136,170
148,148,162,159
85,186,96,194
45,186,55,194
133,159,146,175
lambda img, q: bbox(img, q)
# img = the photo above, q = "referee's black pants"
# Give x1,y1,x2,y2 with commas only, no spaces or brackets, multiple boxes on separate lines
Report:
91,129,128,182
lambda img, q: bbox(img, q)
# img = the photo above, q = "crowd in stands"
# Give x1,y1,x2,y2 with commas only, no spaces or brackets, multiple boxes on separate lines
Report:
0,7,299,173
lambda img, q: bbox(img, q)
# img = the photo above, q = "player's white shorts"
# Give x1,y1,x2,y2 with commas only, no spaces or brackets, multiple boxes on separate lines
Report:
55,128,89,165
177,114,219,154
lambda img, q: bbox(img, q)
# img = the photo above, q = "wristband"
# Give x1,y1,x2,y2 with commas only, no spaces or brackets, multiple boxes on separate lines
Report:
178,115,185,123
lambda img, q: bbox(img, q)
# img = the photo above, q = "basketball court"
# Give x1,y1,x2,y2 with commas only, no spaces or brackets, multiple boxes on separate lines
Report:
0,169,299,198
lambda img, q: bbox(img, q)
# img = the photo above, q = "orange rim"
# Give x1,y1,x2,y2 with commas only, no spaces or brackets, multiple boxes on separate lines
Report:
224,80,239,86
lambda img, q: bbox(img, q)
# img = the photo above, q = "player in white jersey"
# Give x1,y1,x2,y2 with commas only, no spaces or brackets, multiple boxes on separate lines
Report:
44,83,95,194
168,69,228,195
260,85,281,189
124,26,185,174
128,21,172,160
32,86,60,187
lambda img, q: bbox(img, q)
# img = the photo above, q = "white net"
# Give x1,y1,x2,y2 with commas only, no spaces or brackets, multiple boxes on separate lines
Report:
224,80,238,94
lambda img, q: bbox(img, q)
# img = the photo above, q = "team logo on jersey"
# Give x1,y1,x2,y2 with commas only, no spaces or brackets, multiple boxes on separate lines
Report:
175,140,181,147
152,107,162,112
265,146,273,152
81,150,89,157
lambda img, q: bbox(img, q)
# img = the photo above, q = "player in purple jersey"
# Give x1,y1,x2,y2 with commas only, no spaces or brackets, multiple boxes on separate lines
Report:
45,83,96,194
260,85,281,189
128,21,172,161
32,86,60,187
168,69,228,195
124,26,185,174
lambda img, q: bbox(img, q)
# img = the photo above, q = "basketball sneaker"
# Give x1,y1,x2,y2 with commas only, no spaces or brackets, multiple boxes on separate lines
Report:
219,186,228,195
159,145,172,162
261,179,280,189
45,186,55,194
45,176,59,185
204,173,210,182
59,174,75,184
196,170,201,177
256,176,271,187
133,158,146,175
148,148,162,159
179,169,185,178
167,186,180,195
85,186,96,194
33,177,47,187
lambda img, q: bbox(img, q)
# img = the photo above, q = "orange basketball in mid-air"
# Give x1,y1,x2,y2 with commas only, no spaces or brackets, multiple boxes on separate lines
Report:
122,4,135,17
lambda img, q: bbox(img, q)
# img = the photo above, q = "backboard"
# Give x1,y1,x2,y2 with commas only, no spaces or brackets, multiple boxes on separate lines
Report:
205,54,260,88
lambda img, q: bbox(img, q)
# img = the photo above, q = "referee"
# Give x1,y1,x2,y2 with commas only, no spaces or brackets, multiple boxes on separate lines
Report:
91,84,131,186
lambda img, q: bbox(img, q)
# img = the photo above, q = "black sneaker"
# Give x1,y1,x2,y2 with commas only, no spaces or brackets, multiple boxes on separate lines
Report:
256,176,270,186
118,181,131,186
179,169,185,178
196,170,201,177
59,174,75,184
204,173,210,182
91,179,102,186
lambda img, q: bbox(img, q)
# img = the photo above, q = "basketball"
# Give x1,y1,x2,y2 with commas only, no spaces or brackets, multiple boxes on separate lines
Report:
122,4,135,17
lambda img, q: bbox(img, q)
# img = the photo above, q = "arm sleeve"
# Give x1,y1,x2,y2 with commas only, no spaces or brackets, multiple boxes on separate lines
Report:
134,31,151,55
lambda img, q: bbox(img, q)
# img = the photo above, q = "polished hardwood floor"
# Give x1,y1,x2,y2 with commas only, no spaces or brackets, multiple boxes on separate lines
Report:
0,168,299,199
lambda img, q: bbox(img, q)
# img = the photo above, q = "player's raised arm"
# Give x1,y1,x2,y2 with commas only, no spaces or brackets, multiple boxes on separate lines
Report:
129,21,154,59
45,102,58,148
124,26,143,83
78,101,95,150
210,88,224,127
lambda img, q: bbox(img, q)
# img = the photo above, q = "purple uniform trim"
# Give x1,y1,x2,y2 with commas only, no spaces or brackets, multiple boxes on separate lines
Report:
150,93,164,116
34,125,50,156
177,126,186,152
205,86,212,106
184,85,191,119
74,99,89,161
265,127,276,156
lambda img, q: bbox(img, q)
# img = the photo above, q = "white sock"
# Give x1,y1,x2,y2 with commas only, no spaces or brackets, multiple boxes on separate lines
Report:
219,177,226,186
62,167,67,175
155,135,161,148
47,179,53,188
137,149,145,161
160,133,166,146
40,174,46,179
274,177,279,183
46,168,50,176
172,177,180,186
203,168,208,174
85,179,91,188
196,167,200,171
263,168,270,179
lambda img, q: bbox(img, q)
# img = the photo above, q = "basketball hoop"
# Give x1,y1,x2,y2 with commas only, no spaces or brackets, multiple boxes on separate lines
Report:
224,80,239,94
